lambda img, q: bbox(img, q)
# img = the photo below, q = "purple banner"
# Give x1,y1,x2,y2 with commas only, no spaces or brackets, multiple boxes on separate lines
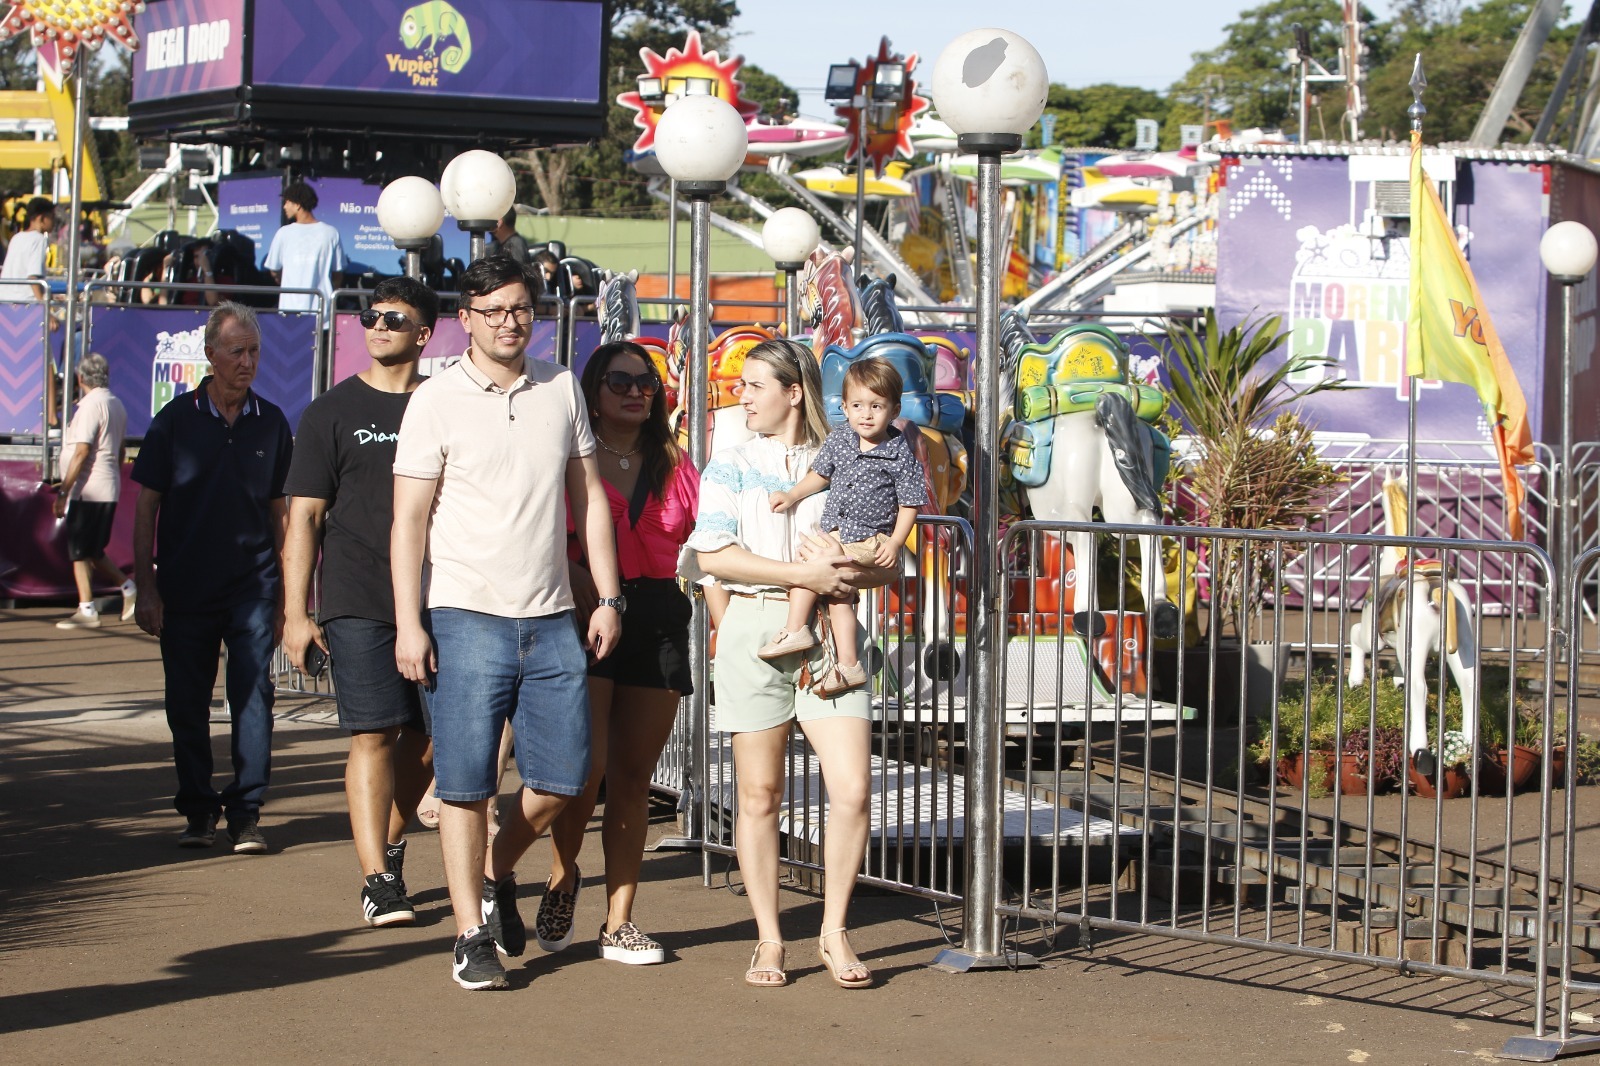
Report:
0,303,47,434
0,460,136,600
1216,154,1549,445
131,0,247,102
91,306,318,436
250,0,604,103
219,175,471,275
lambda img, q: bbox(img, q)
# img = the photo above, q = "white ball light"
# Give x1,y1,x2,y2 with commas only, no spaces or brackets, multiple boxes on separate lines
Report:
762,208,820,266
1540,220,1598,281
929,28,1049,138
376,176,445,242
440,149,516,222
654,95,749,185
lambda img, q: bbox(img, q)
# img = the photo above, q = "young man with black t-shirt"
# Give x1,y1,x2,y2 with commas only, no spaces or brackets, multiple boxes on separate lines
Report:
281,275,439,926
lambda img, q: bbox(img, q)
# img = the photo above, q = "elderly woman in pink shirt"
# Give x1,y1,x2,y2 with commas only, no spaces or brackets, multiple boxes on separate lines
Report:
542,340,699,966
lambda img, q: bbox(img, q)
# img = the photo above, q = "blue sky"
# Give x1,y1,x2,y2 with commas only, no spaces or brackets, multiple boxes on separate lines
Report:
728,1,1405,117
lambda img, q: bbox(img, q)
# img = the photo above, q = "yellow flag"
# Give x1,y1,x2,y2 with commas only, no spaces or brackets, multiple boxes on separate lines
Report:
1408,129,1531,540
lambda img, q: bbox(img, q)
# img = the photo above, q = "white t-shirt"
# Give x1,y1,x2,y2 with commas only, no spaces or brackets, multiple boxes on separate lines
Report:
393,352,595,618
0,229,49,302
263,220,346,312
63,387,128,502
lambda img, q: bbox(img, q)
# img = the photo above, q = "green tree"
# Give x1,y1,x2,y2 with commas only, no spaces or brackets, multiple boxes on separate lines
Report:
1035,83,1169,149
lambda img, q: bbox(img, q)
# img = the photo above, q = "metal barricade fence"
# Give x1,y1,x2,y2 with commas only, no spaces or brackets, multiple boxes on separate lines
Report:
654,515,971,902
993,519,1598,1059
1174,440,1556,656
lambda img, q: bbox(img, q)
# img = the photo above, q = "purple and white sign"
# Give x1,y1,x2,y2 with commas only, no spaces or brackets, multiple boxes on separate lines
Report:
1216,153,1549,445
249,0,604,103
220,175,472,275
90,305,319,436
131,0,246,102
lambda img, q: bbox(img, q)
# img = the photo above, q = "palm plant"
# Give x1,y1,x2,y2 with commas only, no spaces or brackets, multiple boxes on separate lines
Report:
1163,309,1346,633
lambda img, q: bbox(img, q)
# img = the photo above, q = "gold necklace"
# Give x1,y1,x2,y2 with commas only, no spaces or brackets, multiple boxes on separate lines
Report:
595,436,640,470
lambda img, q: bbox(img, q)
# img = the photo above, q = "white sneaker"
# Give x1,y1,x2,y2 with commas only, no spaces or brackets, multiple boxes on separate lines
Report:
56,608,101,630
120,585,137,621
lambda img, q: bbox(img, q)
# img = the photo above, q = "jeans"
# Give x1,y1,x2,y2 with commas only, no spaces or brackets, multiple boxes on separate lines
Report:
427,608,589,801
160,598,276,824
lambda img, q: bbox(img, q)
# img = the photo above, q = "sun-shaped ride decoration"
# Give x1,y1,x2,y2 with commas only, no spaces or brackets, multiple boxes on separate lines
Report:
616,29,760,153
836,37,929,173
0,0,144,80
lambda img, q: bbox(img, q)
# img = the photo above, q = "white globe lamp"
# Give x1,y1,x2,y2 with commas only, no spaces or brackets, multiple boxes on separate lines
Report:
376,176,445,278
762,208,820,270
929,28,1049,153
440,149,517,223
1541,221,1598,285
653,95,749,194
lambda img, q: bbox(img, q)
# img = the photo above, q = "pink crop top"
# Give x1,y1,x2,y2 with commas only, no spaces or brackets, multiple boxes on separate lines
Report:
567,459,701,580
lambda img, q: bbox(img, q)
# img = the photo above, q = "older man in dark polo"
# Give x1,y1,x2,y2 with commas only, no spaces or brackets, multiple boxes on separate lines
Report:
132,301,294,854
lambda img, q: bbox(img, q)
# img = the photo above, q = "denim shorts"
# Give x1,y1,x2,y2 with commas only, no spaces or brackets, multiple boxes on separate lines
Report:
322,615,430,734
427,607,590,801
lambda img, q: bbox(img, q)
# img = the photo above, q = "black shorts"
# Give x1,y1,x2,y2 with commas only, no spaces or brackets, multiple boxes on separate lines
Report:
64,500,116,561
323,615,431,734
588,578,693,695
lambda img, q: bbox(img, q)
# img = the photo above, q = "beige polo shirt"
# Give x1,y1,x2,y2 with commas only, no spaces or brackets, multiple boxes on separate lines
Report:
64,386,128,502
394,351,595,618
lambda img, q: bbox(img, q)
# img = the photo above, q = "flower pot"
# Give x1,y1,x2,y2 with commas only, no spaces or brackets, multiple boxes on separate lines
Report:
1408,761,1470,799
1336,752,1374,796
1483,745,1541,792
1551,746,1568,788
1276,750,1335,791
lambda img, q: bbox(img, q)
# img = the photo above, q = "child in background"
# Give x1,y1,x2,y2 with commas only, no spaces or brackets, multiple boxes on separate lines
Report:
766,357,927,697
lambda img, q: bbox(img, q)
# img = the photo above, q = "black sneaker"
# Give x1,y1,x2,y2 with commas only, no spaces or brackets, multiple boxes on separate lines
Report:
177,812,218,848
228,821,267,854
384,839,408,897
481,874,525,957
598,921,665,965
361,872,417,927
451,926,508,990
535,867,580,953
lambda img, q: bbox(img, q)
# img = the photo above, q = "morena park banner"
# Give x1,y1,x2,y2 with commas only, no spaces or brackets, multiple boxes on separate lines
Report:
1215,154,1549,446
92,306,318,437
133,0,605,106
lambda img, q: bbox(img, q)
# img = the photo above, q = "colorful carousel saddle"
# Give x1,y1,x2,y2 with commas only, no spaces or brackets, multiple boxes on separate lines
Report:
820,331,966,434
1004,323,1170,492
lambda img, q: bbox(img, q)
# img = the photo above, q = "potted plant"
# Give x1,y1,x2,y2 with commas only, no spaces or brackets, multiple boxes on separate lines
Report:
1162,310,1345,719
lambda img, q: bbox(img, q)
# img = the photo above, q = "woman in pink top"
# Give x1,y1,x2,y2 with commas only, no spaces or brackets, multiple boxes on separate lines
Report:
541,340,699,965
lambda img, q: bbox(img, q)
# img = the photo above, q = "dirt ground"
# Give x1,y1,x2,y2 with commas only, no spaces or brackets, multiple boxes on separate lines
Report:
3,604,1597,1065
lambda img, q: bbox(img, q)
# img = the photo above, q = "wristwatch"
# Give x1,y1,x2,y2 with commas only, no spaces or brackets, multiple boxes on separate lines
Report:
596,595,627,614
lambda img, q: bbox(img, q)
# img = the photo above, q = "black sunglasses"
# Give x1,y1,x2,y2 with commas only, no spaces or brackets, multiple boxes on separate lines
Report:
603,370,660,396
359,309,416,331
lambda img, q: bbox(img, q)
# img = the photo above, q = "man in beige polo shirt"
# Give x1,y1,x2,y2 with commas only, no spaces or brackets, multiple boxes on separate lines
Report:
53,352,136,628
392,254,622,991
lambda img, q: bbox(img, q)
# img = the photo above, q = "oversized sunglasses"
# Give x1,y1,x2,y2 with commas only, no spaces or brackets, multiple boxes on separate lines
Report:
603,370,660,396
359,309,416,331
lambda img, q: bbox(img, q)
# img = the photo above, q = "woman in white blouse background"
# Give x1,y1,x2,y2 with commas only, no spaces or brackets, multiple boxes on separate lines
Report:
682,338,891,989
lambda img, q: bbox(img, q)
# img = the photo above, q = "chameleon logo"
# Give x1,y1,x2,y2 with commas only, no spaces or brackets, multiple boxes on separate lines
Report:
399,1,472,75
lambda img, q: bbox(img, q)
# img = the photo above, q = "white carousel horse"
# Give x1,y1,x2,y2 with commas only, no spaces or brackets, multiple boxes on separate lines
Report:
1347,478,1480,776
1004,313,1180,641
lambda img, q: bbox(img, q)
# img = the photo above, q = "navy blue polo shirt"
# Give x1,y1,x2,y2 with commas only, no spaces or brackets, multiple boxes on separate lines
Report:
132,377,294,612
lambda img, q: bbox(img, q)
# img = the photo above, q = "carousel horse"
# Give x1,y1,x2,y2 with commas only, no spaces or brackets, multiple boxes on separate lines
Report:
1002,313,1180,641
595,270,680,413
666,317,777,458
797,246,862,358
1347,478,1480,778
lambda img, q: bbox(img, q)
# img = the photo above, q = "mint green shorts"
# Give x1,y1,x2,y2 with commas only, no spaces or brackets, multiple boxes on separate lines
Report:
712,593,871,734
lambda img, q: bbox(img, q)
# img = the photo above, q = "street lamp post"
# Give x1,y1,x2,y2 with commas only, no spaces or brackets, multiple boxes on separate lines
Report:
1540,221,1598,620
652,93,749,859
927,27,1048,973
440,150,517,265
376,176,446,280
762,207,820,337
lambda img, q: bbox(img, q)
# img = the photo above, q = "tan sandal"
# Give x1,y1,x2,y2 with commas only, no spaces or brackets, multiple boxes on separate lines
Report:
818,928,872,988
744,939,787,987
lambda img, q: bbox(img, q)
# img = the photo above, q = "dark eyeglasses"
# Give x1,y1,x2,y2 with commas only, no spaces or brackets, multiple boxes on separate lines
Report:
359,309,416,331
603,371,660,396
467,305,536,327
